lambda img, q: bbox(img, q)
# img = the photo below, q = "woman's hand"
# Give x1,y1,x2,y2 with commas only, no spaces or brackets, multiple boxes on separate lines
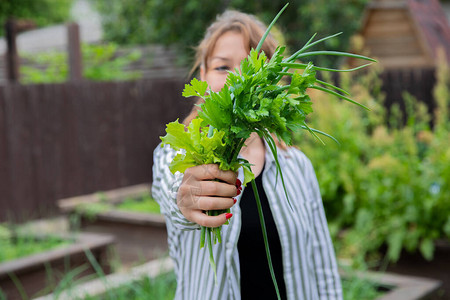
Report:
177,164,241,228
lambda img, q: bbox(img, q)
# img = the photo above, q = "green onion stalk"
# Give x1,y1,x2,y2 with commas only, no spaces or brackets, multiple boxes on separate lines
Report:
160,3,375,299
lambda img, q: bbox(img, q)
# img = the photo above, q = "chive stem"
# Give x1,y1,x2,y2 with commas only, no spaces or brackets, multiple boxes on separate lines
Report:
251,179,281,300
255,3,289,53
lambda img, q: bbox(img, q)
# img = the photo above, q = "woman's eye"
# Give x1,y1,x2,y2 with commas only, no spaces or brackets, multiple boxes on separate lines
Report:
215,65,230,72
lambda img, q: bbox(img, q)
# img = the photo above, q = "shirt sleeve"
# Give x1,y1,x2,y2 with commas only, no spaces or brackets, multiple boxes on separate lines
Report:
152,143,201,231
304,155,343,300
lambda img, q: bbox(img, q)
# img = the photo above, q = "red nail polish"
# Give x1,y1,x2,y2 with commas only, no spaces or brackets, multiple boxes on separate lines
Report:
233,199,237,204
226,213,233,220
238,186,242,191
236,189,241,196
236,179,242,188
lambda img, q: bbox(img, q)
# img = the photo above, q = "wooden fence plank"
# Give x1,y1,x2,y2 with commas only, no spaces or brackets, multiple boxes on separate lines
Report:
60,83,83,197
28,84,46,216
94,81,121,190
79,81,98,194
380,68,436,124
4,84,35,221
38,84,65,212
120,81,142,186
0,86,12,215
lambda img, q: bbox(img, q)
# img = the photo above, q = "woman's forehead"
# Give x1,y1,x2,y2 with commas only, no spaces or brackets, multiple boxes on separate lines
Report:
209,56,231,63
209,31,248,59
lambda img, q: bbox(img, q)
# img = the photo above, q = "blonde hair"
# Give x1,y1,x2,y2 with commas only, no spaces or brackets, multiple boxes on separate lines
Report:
189,10,278,77
184,10,287,149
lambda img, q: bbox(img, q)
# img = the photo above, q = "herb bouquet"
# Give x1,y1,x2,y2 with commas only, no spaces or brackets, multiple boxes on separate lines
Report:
160,4,374,298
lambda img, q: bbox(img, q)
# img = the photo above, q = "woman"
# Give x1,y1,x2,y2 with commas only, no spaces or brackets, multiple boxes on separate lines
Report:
152,10,342,300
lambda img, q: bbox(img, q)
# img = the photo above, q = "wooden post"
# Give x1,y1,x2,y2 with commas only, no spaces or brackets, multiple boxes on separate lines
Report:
4,19,35,83
67,22,83,81
5,19,20,82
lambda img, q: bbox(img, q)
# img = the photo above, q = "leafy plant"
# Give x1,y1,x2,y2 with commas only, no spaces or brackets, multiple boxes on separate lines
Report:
341,274,383,300
160,4,374,298
294,64,450,268
20,43,142,83
82,44,142,81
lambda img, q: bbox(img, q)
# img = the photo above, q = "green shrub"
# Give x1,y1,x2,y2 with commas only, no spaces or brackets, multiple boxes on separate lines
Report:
0,0,73,36
341,273,383,300
20,43,142,83
92,0,369,68
293,65,450,267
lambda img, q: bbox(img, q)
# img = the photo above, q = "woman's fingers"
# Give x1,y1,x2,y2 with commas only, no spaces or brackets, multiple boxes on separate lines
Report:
200,180,237,197
177,181,237,209
186,164,237,185
177,192,235,210
188,210,233,228
196,196,235,211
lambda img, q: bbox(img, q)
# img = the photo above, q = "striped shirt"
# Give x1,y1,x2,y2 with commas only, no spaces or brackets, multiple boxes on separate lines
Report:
152,143,343,300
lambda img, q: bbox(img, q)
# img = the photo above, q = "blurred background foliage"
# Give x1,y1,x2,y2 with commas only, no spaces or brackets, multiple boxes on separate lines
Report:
91,0,369,68
20,43,142,83
293,63,450,268
0,0,74,36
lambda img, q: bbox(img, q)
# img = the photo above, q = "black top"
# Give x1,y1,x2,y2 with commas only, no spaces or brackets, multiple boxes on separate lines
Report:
237,166,287,299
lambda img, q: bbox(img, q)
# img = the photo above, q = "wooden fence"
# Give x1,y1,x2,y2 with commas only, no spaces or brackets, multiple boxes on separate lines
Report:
331,67,437,124
0,79,193,222
381,68,436,123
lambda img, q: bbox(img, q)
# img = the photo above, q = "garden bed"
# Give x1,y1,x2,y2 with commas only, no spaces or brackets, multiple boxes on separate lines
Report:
35,256,441,300
383,239,449,299
0,231,114,300
34,257,175,300
342,269,442,300
58,184,168,267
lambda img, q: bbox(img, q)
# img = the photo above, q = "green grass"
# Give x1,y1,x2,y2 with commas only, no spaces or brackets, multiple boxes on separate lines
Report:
115,195,161,214
80,272,176,300
73,193,161,220
0,224,72,263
